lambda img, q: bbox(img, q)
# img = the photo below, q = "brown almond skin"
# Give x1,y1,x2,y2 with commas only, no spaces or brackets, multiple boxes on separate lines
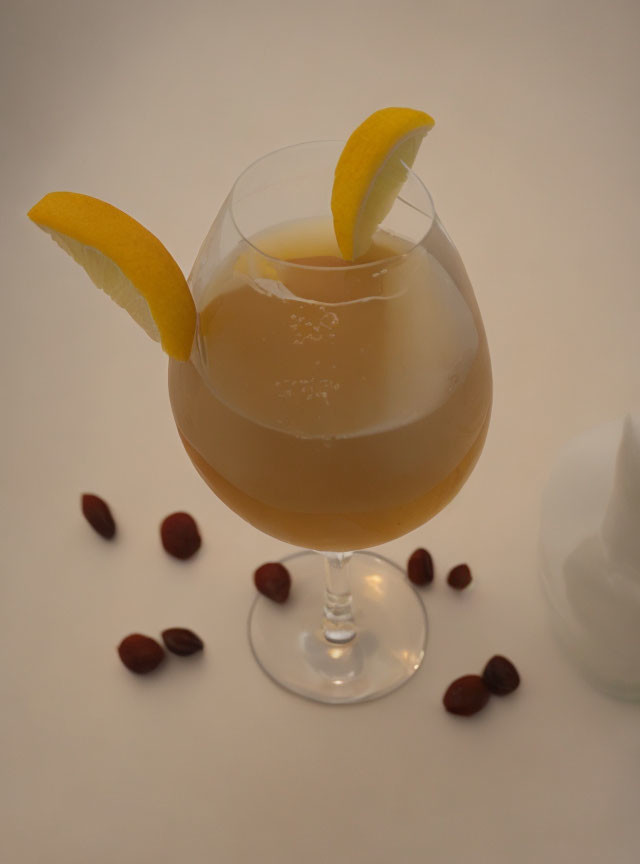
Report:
81,494,116,539
160,512,201,560
161,627,204,656
447,563,472,590
118,634,165,674
407,548,434,586
482,655,520,695
254,562,291,603
443,674,491,716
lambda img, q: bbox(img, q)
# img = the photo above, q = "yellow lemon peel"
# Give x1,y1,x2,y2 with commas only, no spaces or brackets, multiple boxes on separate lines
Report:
331,107,435,260
28,191,196,360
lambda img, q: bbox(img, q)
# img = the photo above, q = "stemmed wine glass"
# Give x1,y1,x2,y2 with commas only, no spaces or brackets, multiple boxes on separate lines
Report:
168,141,492,703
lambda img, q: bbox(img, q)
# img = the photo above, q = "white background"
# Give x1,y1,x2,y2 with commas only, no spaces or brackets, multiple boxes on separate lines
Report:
1,1,639,862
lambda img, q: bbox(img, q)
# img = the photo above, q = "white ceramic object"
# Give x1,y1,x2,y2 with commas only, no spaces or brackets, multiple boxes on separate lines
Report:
540,414,640,700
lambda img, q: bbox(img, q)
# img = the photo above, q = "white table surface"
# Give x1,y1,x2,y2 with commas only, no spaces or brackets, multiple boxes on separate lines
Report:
2,1,639,862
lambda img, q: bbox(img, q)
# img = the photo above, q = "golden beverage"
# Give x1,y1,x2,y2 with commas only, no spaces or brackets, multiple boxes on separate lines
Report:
169,218,491,551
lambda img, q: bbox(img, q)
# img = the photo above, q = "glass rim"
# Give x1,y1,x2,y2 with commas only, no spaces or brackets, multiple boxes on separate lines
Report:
227,139,436,272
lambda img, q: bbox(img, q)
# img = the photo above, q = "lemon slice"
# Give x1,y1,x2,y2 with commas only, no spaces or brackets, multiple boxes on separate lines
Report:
28,191,196,360
331,107,435,260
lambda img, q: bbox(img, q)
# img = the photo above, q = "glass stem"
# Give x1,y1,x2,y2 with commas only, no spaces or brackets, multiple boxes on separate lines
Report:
322,551,356,644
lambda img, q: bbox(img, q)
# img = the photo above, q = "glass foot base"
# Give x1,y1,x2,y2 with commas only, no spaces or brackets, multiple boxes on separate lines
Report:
248,550,428,704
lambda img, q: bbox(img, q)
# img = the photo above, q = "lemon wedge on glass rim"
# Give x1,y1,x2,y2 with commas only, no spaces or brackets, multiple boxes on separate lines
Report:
28,191,196,361
331,107,435,261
